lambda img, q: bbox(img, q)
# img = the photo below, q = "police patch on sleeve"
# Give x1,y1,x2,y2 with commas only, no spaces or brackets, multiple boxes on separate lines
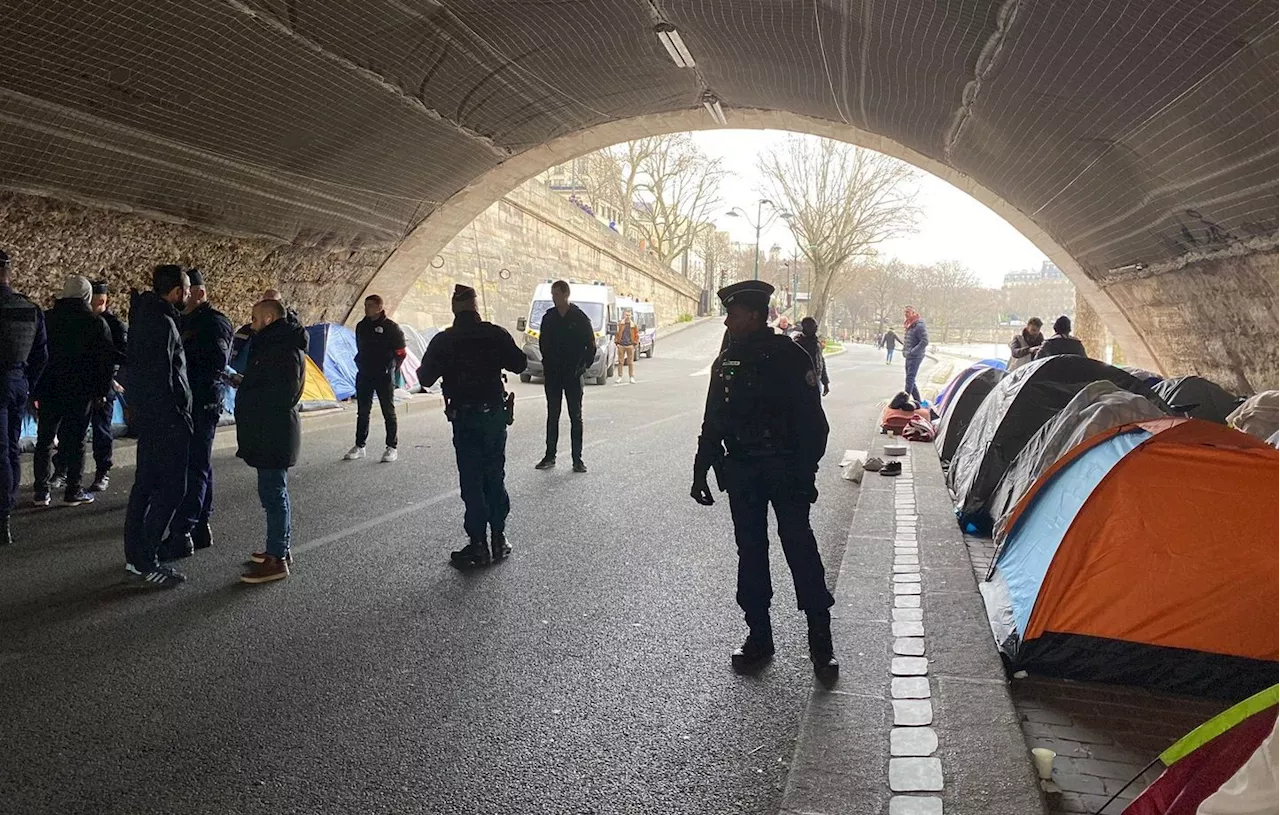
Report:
805,369,818,388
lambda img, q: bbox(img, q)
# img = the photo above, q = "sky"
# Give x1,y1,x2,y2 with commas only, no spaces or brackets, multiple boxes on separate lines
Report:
689,130,1048,289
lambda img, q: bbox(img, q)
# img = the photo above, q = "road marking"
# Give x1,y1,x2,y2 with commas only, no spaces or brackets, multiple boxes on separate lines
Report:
690,364,712,377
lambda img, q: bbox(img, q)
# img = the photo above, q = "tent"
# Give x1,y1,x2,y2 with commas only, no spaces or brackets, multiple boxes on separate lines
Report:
306,323,360,401
934,359,1006,415
988,381,1166,540
945,354,1168,533
935,367,1006,465
400,325,429,360
979,418,1278,697
1227,390,1278,442
1120,365,1164,388
1153,375,1241,423
1124,685,1278,815
299,356,340,410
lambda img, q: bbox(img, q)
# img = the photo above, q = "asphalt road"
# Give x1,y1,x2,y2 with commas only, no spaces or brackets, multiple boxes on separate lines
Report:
0,321,907,815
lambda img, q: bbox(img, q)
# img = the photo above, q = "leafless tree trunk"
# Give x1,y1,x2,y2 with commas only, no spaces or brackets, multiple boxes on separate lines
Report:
631,134,726,268
695,225,731,296
758,136,920,326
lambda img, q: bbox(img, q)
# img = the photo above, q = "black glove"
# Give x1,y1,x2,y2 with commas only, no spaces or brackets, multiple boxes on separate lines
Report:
691,473,715,506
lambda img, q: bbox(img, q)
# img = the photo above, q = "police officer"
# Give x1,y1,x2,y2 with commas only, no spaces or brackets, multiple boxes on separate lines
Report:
418,284,527,568
0,249,47,546
691,280,838,680
89,281,127,490
161,268,233,560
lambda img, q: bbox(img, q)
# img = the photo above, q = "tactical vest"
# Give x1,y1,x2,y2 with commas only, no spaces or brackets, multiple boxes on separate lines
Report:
713,339,795,458
0,290,38,370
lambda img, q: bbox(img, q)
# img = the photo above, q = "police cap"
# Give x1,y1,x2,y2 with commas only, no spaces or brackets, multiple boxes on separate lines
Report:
452,284,477,302
717,280,773,312
91,281,109,295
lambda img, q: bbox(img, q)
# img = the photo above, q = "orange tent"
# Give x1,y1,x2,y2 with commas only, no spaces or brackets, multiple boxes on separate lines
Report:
980,419,1279,697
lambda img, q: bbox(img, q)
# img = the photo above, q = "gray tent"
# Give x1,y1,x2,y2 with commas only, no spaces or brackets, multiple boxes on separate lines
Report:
1153,375,1240,423
945,354,1169,534
988,381,1167,547
935,367,1006,465
1228,390,1278,442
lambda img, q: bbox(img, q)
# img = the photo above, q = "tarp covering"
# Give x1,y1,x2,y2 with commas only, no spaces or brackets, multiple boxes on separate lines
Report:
1227,390,1278,442
1120,366,1164,387
306,323,359,401
935,359,1006,415
989,381,1166,541
980,419,1279,697
1153,375,1241,423
946,354,1167,532
936,367,1006,464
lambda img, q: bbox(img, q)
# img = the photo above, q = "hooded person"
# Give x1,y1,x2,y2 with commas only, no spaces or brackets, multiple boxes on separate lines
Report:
902,306,929,402
1036,315,1087,359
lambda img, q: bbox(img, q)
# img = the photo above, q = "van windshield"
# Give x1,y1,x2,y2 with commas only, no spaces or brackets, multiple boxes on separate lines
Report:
530,300,605,331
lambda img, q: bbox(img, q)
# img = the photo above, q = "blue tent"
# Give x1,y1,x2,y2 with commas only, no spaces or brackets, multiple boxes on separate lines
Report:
935,358,1007,415
306,323,359,401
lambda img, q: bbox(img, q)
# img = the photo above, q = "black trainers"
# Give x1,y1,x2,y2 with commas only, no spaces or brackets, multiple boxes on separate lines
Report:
158,533,195,561
535,456,556,470
490,533,512,562
89,472,110,492
125,563,186,589
48,474,66,492
731,627,776,672
32,491,50,508
192,522,213,551
808,610,840,683
62,490,95,507
450,541,491,568
572,460,587,473
880,460,903,476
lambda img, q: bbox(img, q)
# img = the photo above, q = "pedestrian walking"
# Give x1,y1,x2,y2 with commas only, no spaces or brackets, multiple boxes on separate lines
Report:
31,275,116,508
882,329,899,363
418,284,527,568
0,249,48,546
690,280,838,681
1035,315,1088,359
235,299,307,584
535,280,595,473
345,294,405,463
794,317,830,396
1007,317,1044,372
122,264,192,588
160,269,233,560
902,306,929,402
88,281,127,491
615,310,638,384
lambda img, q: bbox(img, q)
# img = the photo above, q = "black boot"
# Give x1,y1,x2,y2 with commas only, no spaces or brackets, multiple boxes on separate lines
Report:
0,517,12,547
490,533,512,562
192,522,213,551
450,540,491,568
158,532,195,561
807,610,839,683
731,622,775,671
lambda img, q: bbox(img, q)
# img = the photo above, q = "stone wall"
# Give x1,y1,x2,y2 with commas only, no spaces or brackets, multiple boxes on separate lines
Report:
392,181,702,332
0,191,391,326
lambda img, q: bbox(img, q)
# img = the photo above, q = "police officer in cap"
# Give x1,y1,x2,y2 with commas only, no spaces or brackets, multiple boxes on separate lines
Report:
691,280,838,680
161,267,233,559
418,284,527,568
0,249,47,545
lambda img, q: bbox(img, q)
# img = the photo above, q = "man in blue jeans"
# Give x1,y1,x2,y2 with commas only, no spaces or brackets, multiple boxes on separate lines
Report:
901,306,929,403
234,299,306,584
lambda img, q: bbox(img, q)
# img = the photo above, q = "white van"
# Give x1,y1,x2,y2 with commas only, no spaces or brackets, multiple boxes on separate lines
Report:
630,301,657,358
516,281,619,385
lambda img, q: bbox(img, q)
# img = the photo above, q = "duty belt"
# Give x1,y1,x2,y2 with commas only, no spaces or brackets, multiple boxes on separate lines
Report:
451,400,504,414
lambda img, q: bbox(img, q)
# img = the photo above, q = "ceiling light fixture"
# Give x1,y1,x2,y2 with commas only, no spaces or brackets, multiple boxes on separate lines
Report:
702,94,727,126
654,23,695,68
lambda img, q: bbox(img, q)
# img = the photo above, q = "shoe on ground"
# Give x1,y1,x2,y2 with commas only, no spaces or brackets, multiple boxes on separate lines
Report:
125,563,186,589
343,445,366,460
615,377,622,384
864,456,884,472
731,628,776,672
32,492,50,508
192,522,213,551
62,490,95,507
880,460,903,476
490,533,512,562
807,610,840,684
241,555,290,584
0,518,11,547
381,446,398,463
88,473,110,492
450,541,491,568
534,456,556,470
158,532,195,561
49,474,66,491
248,550,293,565
629,376,636,384
572,460,587,474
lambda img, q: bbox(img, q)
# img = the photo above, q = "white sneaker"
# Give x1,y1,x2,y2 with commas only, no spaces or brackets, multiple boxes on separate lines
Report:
629,376,636,384
343,445,366,460
615,377,622,384
381,447,398,463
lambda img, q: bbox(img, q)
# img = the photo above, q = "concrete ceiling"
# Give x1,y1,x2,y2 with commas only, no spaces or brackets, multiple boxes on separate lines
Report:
1,0,1276,280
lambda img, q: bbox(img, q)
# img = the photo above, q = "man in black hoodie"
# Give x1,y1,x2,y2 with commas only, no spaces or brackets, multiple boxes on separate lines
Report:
32,275,116,508
346,294,406,463
535,280,596,473
122,265,192,588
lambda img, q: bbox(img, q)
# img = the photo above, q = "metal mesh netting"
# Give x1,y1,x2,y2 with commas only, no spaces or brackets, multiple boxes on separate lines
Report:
0,0,1275,270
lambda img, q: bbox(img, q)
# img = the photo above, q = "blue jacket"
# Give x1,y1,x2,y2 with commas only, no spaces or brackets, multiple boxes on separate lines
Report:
124,291,192,432
903,320,929,360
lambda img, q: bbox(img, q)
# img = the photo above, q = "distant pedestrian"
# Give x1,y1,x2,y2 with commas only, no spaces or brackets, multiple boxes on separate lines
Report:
418,284,527,568
32,275,116,508
1035,316,1087,359
161,269,233,560
122,264,192,588
88,281,127,491
691,280,837,681
1007,317,1044,372
794,317,830,397
235,299,307,584
615,310,638,384
345,294,406,463
535,280,596,473
902,306,929,403
883,329,899,363
0,249,48,546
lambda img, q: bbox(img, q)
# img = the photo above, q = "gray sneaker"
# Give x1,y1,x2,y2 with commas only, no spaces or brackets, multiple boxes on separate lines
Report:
89,473,110,492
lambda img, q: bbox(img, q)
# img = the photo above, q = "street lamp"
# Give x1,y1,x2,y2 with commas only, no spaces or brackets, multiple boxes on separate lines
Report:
726,199,790,281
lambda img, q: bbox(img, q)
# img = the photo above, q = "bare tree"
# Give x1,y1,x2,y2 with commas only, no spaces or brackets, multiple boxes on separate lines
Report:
632,134,726,268
864,257,907,332
758,136,920,325
578,139,660,236
694,224,731,295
